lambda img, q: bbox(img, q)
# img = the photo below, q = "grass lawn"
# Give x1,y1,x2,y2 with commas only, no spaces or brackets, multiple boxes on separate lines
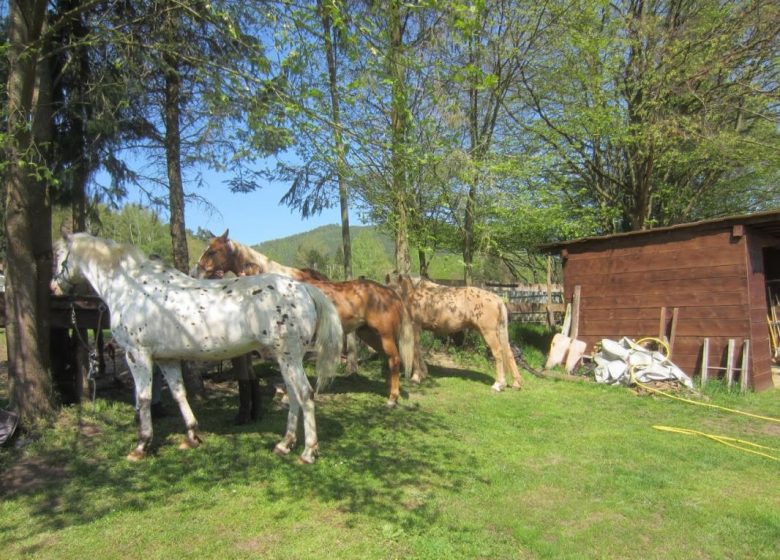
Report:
0,341,778,559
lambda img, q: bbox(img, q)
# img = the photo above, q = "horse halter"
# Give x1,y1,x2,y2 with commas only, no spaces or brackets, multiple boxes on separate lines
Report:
52,248,75,293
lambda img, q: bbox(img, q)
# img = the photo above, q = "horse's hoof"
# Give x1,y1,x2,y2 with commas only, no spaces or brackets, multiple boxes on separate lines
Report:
491,382,506,392
410,373,422,384
385,399,398,409
298,445,319,464
179,436,201,450
273,443,291,456
126,449,146,462
511,381,523,390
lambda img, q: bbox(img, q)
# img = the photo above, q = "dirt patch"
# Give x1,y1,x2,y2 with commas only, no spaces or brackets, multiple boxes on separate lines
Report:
426,350,461,369
0,455,67,497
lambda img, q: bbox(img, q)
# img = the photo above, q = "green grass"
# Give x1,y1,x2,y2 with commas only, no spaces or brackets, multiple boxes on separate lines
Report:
1,344,779,559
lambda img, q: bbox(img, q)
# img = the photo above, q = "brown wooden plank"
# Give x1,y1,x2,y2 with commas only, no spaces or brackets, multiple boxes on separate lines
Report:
564,262,745,286
565,246,745,272
581,290,748,309
564,230,737,260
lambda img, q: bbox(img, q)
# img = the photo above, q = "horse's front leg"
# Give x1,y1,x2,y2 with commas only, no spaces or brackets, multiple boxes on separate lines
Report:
126,350,153,461
158,360,201,449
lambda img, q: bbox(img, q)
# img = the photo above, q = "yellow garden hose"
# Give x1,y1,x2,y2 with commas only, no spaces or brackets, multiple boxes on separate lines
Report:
629,337,780,461
652,425,780,462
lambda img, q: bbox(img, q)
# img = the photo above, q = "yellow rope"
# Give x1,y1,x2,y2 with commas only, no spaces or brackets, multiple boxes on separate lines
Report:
653,425,780,462
635,380,780,424
628,337,780,462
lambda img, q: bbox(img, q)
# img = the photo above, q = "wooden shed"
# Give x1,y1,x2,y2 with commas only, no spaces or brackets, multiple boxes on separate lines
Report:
542,209,780,391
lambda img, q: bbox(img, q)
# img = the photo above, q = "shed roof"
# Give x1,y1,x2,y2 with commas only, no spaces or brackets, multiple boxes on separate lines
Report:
540,208,780,253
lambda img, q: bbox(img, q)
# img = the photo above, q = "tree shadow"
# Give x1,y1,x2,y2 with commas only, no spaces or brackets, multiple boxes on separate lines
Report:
0,372,483,550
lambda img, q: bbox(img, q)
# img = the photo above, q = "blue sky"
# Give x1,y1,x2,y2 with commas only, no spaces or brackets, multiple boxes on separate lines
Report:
179,166,367,245
184,181,350,245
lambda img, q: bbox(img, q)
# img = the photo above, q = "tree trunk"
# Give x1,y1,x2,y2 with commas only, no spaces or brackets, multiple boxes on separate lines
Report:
319,0,359,373
463,32,479,287
162,48,201,397
163,53,189,273
318,0,352,281
418,249,429,278
389,0,411,274
5,0,55,423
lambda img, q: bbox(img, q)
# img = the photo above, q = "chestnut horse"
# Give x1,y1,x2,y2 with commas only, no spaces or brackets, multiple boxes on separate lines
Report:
195,231,415,407
386,273,523,392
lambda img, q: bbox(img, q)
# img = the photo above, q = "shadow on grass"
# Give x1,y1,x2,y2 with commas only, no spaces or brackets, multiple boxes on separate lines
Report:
424,363,495,387
0,366,482,551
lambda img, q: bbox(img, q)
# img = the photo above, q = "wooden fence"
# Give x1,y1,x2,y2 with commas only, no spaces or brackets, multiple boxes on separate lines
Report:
433,280,565,325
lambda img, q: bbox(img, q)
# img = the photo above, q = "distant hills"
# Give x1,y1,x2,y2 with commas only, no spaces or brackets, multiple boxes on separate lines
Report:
252,224,468,281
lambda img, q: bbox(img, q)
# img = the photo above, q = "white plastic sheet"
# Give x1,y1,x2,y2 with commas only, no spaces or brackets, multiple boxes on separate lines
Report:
593,337,694,388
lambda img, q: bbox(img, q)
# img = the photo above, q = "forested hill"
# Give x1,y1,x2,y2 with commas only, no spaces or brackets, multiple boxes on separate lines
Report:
254,224,390,263
253,224,398,281
252,224,468,281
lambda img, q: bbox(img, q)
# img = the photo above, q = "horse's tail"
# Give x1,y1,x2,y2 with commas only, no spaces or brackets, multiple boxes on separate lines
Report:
397,303,416,379
304,284,343,393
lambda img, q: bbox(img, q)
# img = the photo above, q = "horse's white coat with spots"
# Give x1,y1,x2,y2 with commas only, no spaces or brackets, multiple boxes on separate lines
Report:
51,233,342,463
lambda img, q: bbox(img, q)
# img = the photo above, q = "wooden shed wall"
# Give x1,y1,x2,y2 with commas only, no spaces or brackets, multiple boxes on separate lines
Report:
560,226,773,390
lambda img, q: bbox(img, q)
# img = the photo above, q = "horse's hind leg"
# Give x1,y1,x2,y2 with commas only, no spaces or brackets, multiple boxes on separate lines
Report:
234,354,261,425
481,330,507,392
380,339,401,408
273,362,300,457
505,344,522,390
276,360,318,464
158,360,201,449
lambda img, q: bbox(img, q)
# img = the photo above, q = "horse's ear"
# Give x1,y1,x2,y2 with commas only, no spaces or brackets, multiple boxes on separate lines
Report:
219,229,229,241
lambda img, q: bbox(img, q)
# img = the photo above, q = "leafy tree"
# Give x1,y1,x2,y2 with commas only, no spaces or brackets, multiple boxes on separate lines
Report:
512,0,780,233
351,229,394,281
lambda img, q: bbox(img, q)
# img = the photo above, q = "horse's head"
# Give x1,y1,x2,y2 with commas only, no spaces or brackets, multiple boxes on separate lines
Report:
193,229,236,279
51,236,76,295
50,233,113,294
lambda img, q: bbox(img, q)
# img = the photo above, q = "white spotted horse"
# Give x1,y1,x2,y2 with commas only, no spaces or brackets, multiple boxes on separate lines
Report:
51,233,343,463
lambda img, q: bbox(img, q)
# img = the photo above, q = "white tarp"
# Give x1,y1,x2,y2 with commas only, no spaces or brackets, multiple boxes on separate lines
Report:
593,337,694,388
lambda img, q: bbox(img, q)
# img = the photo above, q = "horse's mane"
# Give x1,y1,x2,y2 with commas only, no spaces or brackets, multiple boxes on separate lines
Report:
228,238,328,280
230,239,272,269
69,233,160,272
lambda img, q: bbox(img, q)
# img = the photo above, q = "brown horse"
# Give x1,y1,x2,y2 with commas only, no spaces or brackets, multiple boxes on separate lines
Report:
386,273,523,392
195,231,415,406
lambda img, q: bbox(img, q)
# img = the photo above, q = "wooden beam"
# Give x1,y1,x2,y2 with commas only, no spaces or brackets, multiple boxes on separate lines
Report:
669,307,679,356
571,285,582,340
740,339,750,393
731,224,745,239
726,339,736,388
700,338,709,386
658,307,667,339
